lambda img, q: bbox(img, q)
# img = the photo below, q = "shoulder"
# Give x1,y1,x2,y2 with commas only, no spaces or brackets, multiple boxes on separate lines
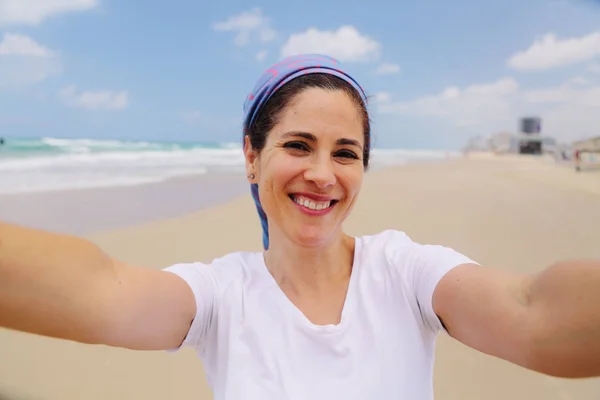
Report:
358,229,475,266
357,229,477,289
160,252,262,351
163,251,262,295
357,229,416,262
359,229,413,248
359,230,477,333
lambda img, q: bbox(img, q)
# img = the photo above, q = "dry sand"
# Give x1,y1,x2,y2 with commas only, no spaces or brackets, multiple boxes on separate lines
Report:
1,154,599,399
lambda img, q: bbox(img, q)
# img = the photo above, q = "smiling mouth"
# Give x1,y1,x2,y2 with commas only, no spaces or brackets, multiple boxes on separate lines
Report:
289,194,338,211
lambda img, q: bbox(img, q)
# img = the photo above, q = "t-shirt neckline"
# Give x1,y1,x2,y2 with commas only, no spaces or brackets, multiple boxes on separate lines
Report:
255,236,362,334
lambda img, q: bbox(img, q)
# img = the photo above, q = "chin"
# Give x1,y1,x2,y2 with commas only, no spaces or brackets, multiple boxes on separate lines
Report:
292,225,340,248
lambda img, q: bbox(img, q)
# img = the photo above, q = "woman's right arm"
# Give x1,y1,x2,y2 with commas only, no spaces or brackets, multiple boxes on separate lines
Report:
0,222,197,351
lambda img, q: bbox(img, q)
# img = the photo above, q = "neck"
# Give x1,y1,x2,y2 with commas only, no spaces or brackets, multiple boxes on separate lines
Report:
264,231,355,293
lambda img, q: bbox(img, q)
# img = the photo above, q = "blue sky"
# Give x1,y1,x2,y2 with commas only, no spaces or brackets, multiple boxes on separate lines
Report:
0,0,599,149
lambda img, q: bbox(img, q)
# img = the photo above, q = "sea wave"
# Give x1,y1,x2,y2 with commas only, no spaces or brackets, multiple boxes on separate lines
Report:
0,137,457,194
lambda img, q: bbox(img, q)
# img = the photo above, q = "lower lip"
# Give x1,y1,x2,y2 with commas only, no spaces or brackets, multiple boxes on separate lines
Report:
291,198,336,216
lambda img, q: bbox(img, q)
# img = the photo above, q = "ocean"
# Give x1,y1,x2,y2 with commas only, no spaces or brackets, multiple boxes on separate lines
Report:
0,137,458,194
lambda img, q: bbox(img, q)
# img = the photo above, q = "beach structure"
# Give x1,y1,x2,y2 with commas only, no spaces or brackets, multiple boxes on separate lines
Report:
572,136,600,152
465,135,490,151
517,117,544,154
487,117,556,155
572,135,600,171
489,131,518,153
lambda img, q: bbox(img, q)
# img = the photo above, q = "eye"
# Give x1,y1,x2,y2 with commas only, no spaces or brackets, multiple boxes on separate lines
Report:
335,150,359,159
283,141,310,151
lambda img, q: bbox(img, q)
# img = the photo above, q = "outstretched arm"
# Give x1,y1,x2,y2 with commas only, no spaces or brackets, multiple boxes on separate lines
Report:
0,222,196,350
433,259,600,378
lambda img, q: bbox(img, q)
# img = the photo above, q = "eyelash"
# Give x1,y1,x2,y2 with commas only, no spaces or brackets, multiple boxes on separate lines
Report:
284,141,309,151
283,141,359,159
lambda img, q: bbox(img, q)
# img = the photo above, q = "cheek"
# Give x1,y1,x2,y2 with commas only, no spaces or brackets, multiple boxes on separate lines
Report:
341,170,364,198
261,153,302,185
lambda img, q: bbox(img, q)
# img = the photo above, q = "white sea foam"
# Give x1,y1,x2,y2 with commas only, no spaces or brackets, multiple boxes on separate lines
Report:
0,137,458,194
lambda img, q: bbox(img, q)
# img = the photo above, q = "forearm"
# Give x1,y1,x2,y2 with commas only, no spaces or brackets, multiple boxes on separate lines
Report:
528,259,600,378
0,222,116,342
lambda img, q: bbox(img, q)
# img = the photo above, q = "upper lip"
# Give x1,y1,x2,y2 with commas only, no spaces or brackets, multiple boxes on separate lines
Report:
290,192,338,202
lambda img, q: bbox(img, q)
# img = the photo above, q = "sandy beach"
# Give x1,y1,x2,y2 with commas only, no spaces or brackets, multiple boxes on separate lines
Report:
1,154,599,400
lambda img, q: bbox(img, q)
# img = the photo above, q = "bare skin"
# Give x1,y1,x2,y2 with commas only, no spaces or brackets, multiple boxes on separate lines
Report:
0,223,195,350
265,233,355,326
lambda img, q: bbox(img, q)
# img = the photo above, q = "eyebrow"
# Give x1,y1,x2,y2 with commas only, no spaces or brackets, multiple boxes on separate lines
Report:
281,131,363,150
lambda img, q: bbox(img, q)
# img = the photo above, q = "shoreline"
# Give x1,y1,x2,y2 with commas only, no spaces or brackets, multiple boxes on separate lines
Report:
1,136,458,197
1,156,455,236
0,172,249,235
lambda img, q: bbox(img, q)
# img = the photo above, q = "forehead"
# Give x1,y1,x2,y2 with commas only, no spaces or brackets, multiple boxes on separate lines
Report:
271,88,364,143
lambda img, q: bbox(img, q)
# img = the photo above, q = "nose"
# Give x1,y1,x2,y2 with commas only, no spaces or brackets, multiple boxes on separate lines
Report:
303,156,336,189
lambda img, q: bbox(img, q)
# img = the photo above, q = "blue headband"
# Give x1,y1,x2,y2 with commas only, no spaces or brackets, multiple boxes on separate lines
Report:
242,54,368,250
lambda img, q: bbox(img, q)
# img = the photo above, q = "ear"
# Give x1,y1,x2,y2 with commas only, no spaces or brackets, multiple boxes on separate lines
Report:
243,135,258,183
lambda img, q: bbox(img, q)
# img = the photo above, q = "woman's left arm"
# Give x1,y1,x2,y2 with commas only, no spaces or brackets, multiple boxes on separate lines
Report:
433,259,600,378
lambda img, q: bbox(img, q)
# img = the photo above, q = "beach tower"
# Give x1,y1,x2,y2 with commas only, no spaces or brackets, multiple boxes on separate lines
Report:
518,117,543,154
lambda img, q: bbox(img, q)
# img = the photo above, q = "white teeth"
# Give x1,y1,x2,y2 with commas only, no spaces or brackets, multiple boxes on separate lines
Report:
292,195,332,211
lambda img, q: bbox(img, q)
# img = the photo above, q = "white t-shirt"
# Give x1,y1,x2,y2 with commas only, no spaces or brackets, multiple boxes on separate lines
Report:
163,229,477,400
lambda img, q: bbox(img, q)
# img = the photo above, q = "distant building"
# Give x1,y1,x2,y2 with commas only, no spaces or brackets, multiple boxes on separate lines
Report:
572,136,600,152
464,135,490,152
572,136,600,170
488,130,556,155
463,117,558,155
489,131,518,153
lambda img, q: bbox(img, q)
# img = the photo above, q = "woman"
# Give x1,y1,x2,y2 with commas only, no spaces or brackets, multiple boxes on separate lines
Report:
1,54,599,399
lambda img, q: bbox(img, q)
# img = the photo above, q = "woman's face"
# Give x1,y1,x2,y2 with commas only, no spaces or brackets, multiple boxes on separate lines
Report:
245,87,366,248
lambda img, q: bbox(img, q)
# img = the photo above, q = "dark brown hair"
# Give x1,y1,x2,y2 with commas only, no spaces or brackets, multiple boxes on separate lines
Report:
244,73,371,169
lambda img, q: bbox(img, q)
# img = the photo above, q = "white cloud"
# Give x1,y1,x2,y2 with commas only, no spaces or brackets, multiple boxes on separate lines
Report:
537,101,600,141
0,33,61,87
524,81,600,109
377,76,600,142
568,76,589,85
0,57,61,87
59,85,129,110
507,32,600,71
255,49,268,62
212,8,276,46
378,77,520,127
0,33,55,57
588,62,600,74
376,63,400,75
280,26,381,63
0,0,98,26
524,83,577,104
373,91,392,103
